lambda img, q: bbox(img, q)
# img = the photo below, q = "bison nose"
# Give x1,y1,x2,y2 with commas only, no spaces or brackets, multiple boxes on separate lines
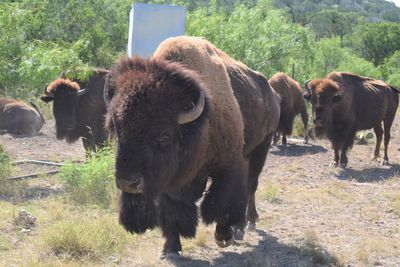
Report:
116,177,144,194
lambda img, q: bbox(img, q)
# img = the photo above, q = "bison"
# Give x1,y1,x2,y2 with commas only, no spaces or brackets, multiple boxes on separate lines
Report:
0,97,44,136
303,71,399,167
104,36,280,258
40,69,109,153
269,72,309,145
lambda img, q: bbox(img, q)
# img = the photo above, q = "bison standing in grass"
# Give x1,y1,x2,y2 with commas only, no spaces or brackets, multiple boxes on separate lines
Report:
104,36,280,258
303,71,399,167
269,72,309,145
0,97,44,136
40,69,109,153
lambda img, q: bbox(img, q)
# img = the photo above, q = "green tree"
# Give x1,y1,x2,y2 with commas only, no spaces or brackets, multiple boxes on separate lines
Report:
348,22,400,66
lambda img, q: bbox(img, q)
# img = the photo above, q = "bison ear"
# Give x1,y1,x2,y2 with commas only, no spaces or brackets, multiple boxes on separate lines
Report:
103,74,114,106
40,96,54,103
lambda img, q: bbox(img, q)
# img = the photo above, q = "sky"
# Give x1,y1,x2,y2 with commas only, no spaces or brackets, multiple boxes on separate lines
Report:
388,0,400,7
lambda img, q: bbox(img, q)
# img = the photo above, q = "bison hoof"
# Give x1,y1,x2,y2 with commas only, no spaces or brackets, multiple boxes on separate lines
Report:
160,252,181,261
329,161,338,167
234,228,245,240
381,159,389,166
303,139,308,144
339,162,347,168
247,223,256,231
215,235,234,248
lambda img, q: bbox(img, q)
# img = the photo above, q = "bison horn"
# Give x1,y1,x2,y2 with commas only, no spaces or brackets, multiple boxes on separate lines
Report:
44,85,54,98
77,88,88,96
178,91,205,124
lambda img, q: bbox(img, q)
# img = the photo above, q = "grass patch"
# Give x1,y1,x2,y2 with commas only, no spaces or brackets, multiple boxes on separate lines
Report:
392,194,400,217
41,215,131,261
302,229,342,266
59,147,117,209
257,182,281,203
0,143,25,198
0,234,11,251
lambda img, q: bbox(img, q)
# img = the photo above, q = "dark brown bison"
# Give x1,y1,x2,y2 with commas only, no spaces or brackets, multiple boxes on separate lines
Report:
0,97,44,136
303,71,399,167
104,36,280,258
269,72,309,145
40,69,109,153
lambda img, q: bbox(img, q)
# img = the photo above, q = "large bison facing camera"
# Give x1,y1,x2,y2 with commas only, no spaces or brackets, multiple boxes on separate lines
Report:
303,72,399,167
0,97,44,136
104,36,280,258
40,69,109,153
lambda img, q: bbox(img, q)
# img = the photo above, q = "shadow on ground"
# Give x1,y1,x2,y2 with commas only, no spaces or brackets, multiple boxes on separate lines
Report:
168,230,337,267
270,143,328,157
335,164,400,182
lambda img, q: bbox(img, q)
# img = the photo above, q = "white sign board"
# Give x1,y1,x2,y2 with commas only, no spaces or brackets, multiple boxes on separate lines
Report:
127,3,186,58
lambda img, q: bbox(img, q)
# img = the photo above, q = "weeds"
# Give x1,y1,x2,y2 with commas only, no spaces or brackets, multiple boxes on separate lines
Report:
392,194,400,217
41,215,131,261
59,146,117,209
0,143,25,197
257,182,281,203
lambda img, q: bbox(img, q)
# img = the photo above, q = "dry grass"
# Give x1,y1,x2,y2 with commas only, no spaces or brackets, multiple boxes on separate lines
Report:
302,229,342,266
257,181,281,203
392,194,400,217
40,215,130,261
356,237,399,266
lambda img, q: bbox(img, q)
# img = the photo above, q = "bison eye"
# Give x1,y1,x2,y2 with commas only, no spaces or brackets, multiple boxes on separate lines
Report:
182,102,195,112
157,131,173,148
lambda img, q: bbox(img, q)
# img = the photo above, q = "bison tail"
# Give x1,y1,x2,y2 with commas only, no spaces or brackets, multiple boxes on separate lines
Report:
30,102,45,124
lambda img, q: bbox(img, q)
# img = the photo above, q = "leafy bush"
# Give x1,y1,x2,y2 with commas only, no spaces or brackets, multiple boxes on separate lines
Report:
59,147,117,209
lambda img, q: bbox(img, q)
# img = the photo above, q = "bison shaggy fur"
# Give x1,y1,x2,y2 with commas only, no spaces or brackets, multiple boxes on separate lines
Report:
304,71,399,167
104,36,280,257
269,72,309,145
40,69,109,153
0,97,44,136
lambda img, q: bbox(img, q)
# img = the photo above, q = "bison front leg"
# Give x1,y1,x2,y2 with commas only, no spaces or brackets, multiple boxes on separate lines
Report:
201,163,248,247
158,179,206,259
329,144,340,167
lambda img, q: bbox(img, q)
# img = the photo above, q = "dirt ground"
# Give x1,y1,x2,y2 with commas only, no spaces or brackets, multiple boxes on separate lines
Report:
0,117,399,266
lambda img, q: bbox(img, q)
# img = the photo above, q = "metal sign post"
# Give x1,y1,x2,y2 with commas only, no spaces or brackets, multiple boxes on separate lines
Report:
127,3,186,58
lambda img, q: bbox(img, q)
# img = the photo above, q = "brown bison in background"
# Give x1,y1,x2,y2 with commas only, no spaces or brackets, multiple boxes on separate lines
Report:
104,36,280,258
269,72,309,145
303,71,399,167
40,69,109,153
0,97,44,136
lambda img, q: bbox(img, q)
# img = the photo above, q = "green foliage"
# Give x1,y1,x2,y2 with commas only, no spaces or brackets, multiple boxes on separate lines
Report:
188,0,315,81
59,147,117,209
311,37,378,78
0,144,12,196
1,0,399,100
348,22,400,66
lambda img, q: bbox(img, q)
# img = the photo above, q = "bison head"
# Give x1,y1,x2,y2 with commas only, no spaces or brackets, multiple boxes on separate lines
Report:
104,57,209,198
303,79,342,137
40,78,87,140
